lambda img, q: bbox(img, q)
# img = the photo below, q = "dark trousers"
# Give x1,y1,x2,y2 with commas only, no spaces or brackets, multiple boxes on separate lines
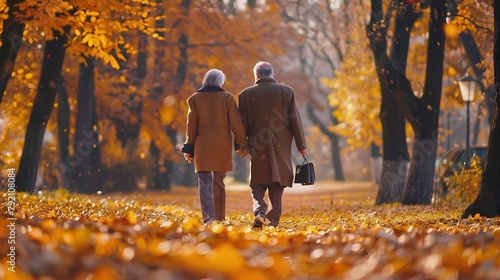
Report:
250,182,285,226
197,171,226,223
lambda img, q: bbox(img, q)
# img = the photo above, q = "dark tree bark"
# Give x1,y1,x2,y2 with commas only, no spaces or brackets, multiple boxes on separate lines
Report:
0,0,25,105
367,0,445,205
462,0,500,218
57,76,71,189
401,0,446,205
16,28,70,192
367,0,411,204
377,92,409,204
72,58,100,193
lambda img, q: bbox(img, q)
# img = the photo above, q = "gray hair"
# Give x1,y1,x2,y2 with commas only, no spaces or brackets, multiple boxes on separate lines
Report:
202,69,226,87
253,61,274,78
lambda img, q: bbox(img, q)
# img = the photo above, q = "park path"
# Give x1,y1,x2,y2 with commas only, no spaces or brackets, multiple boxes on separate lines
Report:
121,181,377,216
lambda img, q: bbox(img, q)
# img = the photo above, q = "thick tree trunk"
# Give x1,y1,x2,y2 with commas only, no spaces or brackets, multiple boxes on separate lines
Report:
16,29,69,192
376,7,416,204
377,160,407,204
462,0,500,218
376,94,409,204
72,58,100,193
367,0,411,204
0,0,25,104
462,107,500,218
402,137,438,205
402,0,446,205
57,76,71,189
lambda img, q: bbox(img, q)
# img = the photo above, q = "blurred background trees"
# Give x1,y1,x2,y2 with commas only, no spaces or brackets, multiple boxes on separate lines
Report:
0,0,494,202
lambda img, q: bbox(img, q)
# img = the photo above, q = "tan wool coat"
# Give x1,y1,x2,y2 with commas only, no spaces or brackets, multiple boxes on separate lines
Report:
184,90,248,172
238,77,307,187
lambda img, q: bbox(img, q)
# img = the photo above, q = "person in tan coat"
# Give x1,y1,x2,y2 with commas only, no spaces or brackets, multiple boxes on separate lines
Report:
238,61,307,228
182,69,248,226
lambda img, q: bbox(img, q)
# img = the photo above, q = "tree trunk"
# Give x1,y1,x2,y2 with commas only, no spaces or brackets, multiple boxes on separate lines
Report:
149,126,177,190
462,0,500,218
149,140,168,190
16,28,70,192
57,76,71,189
72,58,100,193
377,6,417,204
330,139,344,181
306,105,345,181
402,0,446,205
376,93,409,204
0,0,25,104
462,107,500,218
377,160,407,204
402,137,438,205
367,0,411,204
329,122,345,181
163,126,178,190
161,0,190,189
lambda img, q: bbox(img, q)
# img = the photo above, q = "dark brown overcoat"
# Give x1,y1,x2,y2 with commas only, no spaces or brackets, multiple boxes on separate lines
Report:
238,77,306,187
184,89,247,172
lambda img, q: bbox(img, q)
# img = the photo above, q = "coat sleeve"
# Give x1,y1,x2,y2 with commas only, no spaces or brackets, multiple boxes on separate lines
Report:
184,96,198,149
237,92,249,136
287,87,307,151
227,94,248,152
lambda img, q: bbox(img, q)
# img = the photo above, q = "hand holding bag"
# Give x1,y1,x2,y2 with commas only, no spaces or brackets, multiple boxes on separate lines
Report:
294,157,315,185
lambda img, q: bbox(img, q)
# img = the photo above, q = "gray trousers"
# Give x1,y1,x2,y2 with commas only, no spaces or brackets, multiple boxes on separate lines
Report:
250,182,285,226
197,171,226,223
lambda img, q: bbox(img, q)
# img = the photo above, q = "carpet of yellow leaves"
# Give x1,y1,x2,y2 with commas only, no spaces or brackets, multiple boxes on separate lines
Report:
1,184,500,280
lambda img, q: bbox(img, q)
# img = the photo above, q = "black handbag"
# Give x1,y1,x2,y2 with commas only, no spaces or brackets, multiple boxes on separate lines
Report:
294,157,315,185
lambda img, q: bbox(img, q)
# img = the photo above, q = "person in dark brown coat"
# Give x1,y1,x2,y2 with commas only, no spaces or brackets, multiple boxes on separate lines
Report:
238,61,307,228
182,69,249,226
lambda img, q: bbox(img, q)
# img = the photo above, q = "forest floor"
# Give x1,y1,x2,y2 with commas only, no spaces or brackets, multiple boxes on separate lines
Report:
1,181,500,280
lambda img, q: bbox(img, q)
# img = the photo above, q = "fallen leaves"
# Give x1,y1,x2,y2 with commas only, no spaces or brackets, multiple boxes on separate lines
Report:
1,189,500,279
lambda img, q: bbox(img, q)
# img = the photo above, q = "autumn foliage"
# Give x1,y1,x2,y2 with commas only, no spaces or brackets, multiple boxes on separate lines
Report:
1,185,500,279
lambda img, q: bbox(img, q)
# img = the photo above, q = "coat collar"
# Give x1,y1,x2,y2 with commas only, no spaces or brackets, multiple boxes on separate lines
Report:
196,86,225,92
255,77,278,84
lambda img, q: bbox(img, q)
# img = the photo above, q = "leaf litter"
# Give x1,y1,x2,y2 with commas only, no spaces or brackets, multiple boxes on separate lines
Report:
1,187,499,280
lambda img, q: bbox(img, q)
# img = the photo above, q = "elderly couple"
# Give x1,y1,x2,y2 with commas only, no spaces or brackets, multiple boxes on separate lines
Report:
181,61,307,229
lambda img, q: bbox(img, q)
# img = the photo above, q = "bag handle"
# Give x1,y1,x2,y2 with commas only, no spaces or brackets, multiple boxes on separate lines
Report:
301,156,308,165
